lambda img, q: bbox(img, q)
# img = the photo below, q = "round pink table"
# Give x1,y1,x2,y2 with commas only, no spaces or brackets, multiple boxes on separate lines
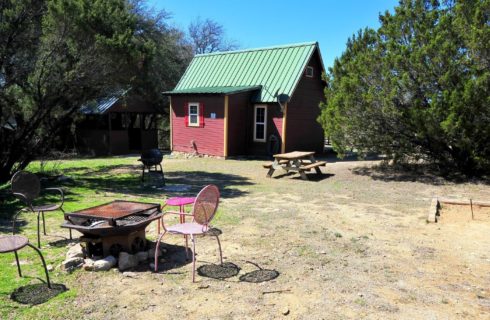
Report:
159,197,196,232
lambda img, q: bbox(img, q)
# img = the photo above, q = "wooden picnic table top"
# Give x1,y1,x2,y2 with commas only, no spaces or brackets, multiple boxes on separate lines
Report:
273,151,315,160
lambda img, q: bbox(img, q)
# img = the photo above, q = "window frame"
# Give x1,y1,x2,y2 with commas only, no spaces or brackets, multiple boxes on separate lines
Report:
253,105,267,142
305,66,314,78
188,102,200,127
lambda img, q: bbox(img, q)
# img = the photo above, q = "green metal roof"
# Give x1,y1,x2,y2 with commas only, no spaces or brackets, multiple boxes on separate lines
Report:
163,85,261,95
168,42,323,103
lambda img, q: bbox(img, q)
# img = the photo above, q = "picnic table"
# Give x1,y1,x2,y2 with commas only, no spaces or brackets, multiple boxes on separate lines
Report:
263,151,326,180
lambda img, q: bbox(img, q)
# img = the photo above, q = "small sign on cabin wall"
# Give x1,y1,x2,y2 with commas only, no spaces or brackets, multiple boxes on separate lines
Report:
210,112,216,119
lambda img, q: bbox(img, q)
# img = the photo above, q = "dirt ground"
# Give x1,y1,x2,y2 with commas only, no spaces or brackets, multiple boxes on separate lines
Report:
41,159,490,319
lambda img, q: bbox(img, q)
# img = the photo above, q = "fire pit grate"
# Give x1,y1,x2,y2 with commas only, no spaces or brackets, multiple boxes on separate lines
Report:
62,200,162,257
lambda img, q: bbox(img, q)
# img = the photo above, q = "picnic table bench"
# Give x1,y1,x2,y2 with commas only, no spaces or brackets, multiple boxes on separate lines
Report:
264,151,326,180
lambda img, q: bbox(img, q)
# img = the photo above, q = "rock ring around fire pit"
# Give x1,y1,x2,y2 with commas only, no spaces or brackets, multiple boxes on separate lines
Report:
62,200,162,257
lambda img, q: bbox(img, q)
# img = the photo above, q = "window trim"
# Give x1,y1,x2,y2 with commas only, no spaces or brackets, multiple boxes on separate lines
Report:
305,66,314,78
188,102,200,127
253,105,267,142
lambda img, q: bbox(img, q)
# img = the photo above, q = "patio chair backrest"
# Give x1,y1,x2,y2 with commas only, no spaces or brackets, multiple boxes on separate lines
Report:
191,185,220,226
11,171,41,203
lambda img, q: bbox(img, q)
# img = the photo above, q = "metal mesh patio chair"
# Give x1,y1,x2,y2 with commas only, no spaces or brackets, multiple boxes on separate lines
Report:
11,171,70,248
154,185,223,282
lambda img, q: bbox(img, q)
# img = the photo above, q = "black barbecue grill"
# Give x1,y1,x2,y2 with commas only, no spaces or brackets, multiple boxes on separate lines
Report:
138,149,165,183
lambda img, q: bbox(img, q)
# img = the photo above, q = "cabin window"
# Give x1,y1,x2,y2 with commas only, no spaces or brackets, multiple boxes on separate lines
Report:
254,105,267,142
185,102,204,127
305,66,314,77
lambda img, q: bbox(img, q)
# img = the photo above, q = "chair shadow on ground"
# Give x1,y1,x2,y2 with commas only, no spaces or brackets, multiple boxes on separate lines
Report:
140,241,279,284
125,242,191,274
197,260,280,283
10,282,67,305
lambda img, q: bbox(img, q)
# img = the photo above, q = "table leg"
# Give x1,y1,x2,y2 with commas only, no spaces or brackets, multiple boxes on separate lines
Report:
309,155,323,174
293,159,308,180
180,204,189,258
267,159,279,178
266,167,275,178
14,250,22,277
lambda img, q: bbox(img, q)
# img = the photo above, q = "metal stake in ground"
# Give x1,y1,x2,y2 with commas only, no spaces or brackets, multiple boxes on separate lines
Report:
470,198,474,220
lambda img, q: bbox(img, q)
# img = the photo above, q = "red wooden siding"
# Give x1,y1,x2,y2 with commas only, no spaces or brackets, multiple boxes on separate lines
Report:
171,95,224,156
286,49,325,153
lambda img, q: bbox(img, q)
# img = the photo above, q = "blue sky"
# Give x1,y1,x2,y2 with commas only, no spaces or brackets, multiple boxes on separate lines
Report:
148,0,399,69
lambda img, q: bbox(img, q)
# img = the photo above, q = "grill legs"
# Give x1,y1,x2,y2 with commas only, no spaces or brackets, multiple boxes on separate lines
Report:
141,164,165,185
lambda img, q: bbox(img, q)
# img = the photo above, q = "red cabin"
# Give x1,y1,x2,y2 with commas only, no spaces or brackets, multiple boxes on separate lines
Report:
164,42,326,157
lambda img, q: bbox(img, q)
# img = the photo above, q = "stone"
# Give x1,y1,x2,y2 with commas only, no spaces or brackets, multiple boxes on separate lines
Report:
136,251,148,262
427,197,439,223
282,307,290,315
118,252,139,271
61,257,84,272
83,258,96,271
66,243,84,259
122,271,138,278
47,264,54,272
93,256,117,271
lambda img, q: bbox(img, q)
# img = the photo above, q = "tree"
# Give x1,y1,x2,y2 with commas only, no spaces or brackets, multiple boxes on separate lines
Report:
188,17,238,54
319,0,490,175
0,0,189,183
129,3,192,110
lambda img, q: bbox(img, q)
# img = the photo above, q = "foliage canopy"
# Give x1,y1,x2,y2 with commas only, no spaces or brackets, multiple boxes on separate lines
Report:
0,0,190,182
319,0,490,175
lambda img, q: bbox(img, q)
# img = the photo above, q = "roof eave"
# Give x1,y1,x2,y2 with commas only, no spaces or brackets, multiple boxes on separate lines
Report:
288,42,326,101
162,85,262,96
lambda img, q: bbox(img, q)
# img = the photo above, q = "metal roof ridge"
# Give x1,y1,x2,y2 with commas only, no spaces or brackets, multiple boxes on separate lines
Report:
194,41,318,57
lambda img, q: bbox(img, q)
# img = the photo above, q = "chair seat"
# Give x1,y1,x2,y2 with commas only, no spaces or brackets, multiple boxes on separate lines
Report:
167,222,209,235
32,204,61,212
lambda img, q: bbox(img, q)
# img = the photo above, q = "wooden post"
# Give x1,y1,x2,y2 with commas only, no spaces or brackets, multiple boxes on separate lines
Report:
108,112,112,155
470,198,474,220
224,95,229,157
169,97,173,151
281,103,287,153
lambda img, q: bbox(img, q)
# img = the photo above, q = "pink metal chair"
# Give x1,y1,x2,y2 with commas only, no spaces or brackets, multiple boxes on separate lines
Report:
154,185,223,282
